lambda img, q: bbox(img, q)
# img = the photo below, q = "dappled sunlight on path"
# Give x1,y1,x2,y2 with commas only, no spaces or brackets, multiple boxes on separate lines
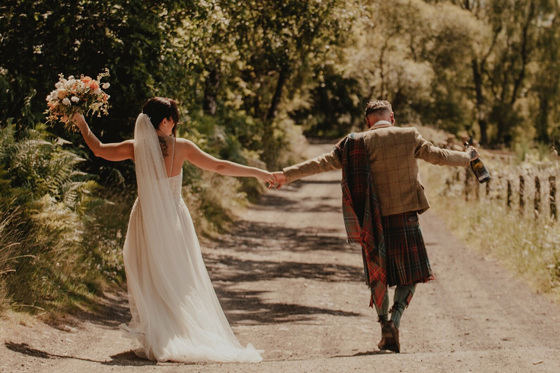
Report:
2,143,560,372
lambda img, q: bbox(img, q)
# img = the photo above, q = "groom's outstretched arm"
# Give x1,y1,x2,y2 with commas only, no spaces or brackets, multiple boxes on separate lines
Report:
274,149,342,188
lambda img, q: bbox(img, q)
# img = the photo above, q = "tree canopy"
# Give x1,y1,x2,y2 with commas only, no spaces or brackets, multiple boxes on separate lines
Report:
1,0,559,149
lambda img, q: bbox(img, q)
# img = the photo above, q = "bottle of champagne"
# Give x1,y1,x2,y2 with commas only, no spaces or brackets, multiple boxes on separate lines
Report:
464,141,491,183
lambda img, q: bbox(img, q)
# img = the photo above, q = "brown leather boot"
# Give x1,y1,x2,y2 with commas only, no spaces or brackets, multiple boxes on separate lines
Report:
378,320,400,353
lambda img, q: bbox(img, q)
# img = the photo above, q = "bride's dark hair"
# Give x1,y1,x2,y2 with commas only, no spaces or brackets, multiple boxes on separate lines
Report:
142,97,179,136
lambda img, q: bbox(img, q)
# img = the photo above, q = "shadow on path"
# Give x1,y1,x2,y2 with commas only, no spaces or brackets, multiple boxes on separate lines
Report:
209,221,353,254
333,350,394,358
45,292,131,333
201,175,364,326
4,342,157,367
207,256,362,284
252,181,341,213
214,289,361,325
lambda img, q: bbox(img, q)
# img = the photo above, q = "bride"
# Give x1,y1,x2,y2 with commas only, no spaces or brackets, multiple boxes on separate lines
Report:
71,97,271,363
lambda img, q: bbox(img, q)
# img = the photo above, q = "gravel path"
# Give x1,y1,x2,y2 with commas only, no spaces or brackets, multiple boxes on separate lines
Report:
2,143,559,373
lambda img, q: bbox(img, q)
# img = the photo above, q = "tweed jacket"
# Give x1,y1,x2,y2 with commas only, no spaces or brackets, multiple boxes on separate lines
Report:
283,125,471,216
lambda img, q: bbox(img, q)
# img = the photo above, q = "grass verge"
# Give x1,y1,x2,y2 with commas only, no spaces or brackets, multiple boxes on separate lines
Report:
420,160,560,303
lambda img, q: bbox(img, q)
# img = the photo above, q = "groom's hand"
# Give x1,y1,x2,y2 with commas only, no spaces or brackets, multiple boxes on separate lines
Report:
270,171,287,190
467,146,479,161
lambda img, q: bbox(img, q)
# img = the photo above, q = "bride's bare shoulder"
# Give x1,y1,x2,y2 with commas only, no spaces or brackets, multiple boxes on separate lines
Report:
175,138,196,148
175,138,201,158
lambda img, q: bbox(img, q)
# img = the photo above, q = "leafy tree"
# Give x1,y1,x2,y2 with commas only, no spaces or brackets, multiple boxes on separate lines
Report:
532,1,560,143
452,0,558,145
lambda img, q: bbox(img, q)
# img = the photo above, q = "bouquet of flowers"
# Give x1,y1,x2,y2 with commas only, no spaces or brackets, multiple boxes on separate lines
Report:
45,69,110,131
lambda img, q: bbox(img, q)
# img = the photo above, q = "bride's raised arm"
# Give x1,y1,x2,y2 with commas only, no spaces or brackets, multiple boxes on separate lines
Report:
72,113,134,162
177,138,275,185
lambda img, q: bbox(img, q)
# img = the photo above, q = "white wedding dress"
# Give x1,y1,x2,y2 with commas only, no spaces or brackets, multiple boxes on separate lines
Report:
119,114,262,363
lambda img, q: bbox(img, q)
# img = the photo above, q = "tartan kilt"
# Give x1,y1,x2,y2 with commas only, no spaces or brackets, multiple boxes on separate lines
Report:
382,211,434,287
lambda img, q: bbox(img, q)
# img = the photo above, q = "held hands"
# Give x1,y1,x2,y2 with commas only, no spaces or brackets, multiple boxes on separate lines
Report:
269,171,287,190
256,170,287,190
256,170,278,187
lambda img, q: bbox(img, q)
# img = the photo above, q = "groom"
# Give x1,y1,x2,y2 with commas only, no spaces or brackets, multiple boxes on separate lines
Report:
273,100,477,353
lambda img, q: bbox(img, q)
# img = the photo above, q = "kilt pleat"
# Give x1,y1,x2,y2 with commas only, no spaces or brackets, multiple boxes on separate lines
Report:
382,212,434,287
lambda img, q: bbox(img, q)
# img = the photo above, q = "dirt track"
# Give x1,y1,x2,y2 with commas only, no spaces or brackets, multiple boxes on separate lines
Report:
2,143,560,373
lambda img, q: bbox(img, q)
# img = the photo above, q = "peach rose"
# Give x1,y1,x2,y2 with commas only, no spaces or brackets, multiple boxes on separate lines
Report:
57,89,68,99
89,80,99,91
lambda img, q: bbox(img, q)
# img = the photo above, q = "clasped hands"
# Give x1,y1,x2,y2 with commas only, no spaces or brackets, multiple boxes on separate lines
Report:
267,171,287,190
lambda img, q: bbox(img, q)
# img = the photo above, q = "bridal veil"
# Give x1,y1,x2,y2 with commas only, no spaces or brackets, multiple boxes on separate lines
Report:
120,113,262,363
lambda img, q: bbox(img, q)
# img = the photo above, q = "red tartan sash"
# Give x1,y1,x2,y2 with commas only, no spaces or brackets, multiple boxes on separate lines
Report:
335,133,387,309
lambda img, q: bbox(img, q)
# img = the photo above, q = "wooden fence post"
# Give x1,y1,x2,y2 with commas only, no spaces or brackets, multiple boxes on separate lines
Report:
465,168,470,201
550,176,557,220
519,175,525,214
507,180,512,209
534,176,541,217
475,178,480,200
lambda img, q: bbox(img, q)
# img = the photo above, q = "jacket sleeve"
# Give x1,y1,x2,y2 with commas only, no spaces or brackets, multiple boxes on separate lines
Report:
283,148,342,183
413,129,471,167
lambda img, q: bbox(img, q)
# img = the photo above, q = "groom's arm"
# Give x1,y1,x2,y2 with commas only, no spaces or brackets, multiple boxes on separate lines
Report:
282,149,342,183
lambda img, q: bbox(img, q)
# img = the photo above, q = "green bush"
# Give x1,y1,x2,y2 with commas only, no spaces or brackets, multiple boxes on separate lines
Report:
0,126,124,313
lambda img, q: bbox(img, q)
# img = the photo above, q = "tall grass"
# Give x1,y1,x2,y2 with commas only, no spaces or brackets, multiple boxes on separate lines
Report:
420,151,560,302
0,205,27,311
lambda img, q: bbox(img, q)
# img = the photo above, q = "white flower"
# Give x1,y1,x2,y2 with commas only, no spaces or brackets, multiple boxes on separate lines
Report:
102,82,110,89
62,98,71,106
68,75,74,80
93,88,101,95
55,82,63,89
71,96,79,103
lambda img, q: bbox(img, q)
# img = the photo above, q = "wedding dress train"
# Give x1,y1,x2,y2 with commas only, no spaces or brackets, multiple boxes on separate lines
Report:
119,114,262,363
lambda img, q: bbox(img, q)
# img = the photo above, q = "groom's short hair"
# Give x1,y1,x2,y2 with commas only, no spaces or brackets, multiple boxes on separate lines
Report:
365,100,392,117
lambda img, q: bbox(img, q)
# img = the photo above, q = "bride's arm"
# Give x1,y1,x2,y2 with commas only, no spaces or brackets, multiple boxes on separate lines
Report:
72,113,134,162
178,139,275,184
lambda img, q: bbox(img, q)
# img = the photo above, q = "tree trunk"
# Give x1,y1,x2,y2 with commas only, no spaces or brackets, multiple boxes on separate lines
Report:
536,93,550,142
317,86,333,133
510,1,535,107
471,59,488,145
203,66,220,116
267,66,289,120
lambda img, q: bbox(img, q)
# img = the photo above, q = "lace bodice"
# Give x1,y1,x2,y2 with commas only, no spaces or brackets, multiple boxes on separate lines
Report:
169,170,183,198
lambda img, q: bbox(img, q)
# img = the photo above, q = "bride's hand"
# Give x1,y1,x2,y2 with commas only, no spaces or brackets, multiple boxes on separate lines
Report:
61,113,87,131
71,113,87,131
